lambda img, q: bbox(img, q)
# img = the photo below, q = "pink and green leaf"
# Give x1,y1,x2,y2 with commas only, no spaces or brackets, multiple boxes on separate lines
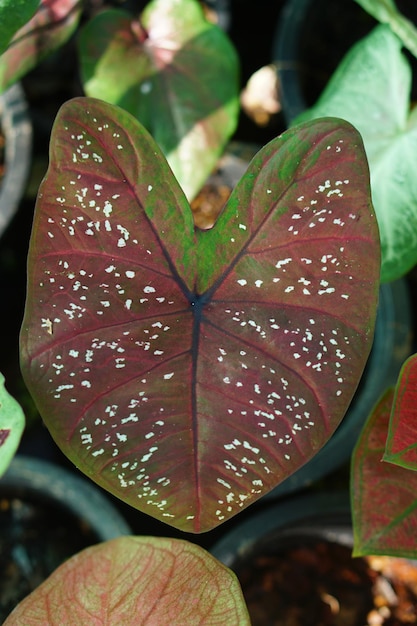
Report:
0,372,25,477
4,536,250,625
384,353,417,469
78,0,240,200
20,97,380,532
0,0,82,94
351,388,417,558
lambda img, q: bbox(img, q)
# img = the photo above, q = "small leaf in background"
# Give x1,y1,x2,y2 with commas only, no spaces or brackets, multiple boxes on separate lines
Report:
0,372,25,477
4,536,250,625
351,388,417,558
0,0,82,94
294,24,417,283
20,98,380,533
78,0,240,200
354,0,417,59
0,0,39,56
384,353,417,469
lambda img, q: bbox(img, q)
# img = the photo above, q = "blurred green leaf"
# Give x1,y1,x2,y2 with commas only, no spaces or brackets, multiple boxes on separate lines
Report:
0,0,39,55
0,0,82,94
0,372,25,477
79,0,239,200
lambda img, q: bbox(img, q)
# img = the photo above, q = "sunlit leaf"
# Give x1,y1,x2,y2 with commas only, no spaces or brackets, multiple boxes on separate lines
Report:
20,98,380,532
4,536,250,625
0,372,25,477
351,388,417,558
294,25,417,283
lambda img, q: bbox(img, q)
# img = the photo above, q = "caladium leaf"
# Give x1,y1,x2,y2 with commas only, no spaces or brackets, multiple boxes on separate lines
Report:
294,25,417,283
0,0,82,94
384,353,417,469
0,372,25,477
0,0,39,56
351,388,417,558
78,0,239,201
20,97,380,533
4,536,251,625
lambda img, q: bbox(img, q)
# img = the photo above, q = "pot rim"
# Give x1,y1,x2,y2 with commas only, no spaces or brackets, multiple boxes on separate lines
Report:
0,454,131,541
211,491,351,567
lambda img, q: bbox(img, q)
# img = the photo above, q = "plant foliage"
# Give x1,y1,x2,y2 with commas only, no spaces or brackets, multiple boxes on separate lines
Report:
384,353,417,469
20,97,380,532
0,0,39,56
0,0,81,94
354,0,417,58
78,0,240,201
4,536,250,625
0,372,25,477
294,24,417,283
351,376,417,558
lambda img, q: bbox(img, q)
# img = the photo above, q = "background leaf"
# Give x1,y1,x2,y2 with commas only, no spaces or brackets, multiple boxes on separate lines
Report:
0,0,39,56
294,25,417,283
4,536,250,625
20,98,380,532
0,372,25,477
351,388,417,558
78,0,240,200
0,0,82,94
384,353,417,469
354,0,417,58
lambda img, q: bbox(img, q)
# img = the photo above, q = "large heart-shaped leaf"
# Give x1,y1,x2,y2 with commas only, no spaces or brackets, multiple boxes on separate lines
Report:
294,24,417,283
78,0,240,201
0,372,25,477
0,0,81,94
351,388,417,558
4,536,250,625
20,98,380,532
384,353,417,469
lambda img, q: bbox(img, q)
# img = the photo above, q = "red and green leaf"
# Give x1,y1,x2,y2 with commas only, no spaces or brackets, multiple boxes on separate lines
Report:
0,0,82,93
4,536,250,625
78,0,240,200
20,98,380,532
351,388,417,558
384,353,417,469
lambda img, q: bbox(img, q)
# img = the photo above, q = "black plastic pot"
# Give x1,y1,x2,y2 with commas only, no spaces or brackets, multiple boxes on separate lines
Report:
0,455,131,621
212,493,417,625
0,83,32,239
